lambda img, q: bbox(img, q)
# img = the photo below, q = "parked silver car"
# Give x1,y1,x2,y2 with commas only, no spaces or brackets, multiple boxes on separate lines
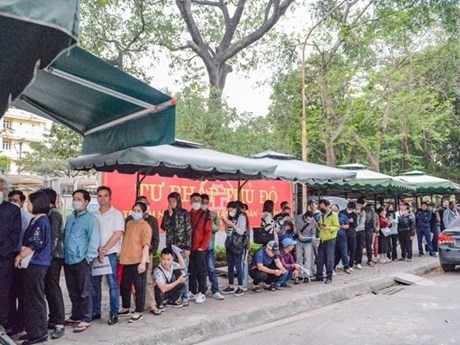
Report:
439,217,460,272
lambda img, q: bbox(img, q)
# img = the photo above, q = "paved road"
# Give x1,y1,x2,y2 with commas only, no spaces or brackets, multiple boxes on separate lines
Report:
197,270,460,345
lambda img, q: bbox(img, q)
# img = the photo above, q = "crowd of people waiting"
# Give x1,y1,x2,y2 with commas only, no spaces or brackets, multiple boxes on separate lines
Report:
0,174,454,344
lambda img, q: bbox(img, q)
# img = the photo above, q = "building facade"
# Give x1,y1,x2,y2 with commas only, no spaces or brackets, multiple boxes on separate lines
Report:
0,108,51,173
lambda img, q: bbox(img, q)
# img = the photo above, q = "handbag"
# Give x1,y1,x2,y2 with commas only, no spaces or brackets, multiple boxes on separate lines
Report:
225,231,249,255
380,227,391,237
253,226,274,245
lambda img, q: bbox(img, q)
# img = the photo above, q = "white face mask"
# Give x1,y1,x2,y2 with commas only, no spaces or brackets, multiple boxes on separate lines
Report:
72,201,84,211
131,211,143,221
229,210,236,217
12,202,21,208
192,202,201,211
201,204,208,211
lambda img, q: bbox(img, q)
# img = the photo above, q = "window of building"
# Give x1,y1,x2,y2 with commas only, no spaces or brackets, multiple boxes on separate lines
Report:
3,120,11,129
2,141,11,150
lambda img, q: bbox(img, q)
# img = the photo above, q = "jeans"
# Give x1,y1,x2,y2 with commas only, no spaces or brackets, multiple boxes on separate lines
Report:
346,235,356,268
335,234,350,269
241,248,249,290
275,270,292,287
154,283,185,307
120,263,147,313
45,257,65,325
355,231,365,265
417,227,433,255
206,243,219,294
91,253,120,317
316,239,336,280
0,265,13,328
388,234,398,260
399,231,413,259
226,250,243,286
295,242,313,278
432,227,439,253
189,250,208,295
364,230,374,263
64,260,93,323
179,253,189,300
23,265,48,339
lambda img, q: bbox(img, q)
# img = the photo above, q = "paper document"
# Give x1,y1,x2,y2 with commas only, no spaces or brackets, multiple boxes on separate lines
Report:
20,246,34,269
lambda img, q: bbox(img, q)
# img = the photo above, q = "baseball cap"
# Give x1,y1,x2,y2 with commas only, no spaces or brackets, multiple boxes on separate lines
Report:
281,238,297,247
266,240,279,255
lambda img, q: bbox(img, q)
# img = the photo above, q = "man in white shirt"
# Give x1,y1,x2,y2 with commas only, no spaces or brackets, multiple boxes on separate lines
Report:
91,186,125,325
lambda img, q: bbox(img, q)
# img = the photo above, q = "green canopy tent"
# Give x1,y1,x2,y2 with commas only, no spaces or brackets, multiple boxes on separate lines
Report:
12,45,176,155
394,170,460,195
0,0,79,116
70,140,278,197
313,163,416,199
251,151,357,183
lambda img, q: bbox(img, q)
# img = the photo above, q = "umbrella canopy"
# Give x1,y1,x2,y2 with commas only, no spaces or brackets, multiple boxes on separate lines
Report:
251,151,356,183
394,170,459,194
317,163,416,195
0,0,79,116
12,46,176,155
70,140,278,181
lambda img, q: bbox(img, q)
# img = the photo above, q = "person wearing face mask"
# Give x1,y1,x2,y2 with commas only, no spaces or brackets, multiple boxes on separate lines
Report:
386,205,399,261
6,190,32,337
315,199,340,284
201,194,225,300
63,189,99,334
398,205,416,261
119,202,152,323
187,193,212,304
0,178,21,334
161,192,192,306
126,195,160,314
221,201,248,297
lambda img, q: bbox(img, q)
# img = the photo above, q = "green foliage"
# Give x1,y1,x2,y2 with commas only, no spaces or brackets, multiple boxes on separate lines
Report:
20,123,84,178
214,242,263,263
0,155,8,173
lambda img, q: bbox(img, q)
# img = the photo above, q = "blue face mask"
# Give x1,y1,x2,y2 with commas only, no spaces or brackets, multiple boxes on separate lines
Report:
131,211,143,221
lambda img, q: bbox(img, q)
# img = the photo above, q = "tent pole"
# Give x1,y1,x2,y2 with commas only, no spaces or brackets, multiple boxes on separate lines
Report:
136,173,149,199
237,180,248,202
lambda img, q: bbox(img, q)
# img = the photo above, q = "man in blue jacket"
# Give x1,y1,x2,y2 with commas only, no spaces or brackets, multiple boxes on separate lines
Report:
415,202,434,257
63,189,99,333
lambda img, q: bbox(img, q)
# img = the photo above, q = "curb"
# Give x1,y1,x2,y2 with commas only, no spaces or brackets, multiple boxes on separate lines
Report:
114,260,440,345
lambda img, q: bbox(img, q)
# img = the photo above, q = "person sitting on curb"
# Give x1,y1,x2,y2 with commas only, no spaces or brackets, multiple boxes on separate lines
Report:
277,238,301,288
249,241,287,292
153,247,187,313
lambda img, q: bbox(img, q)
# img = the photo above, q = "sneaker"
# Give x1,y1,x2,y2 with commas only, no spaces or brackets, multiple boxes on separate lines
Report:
344,268,352,274
406,258,412,262
212,292,225,300
324,278,332,284
303,277,311,283
252,285,262,293
332,270,336,276
158,304,165,312
242,287,248,292
367,261,375,267
188,292,196,300
234,288,244,297
222,286,235,294
166,301,183,308
356,264,362,269
348,267,353,272
195,293,206,304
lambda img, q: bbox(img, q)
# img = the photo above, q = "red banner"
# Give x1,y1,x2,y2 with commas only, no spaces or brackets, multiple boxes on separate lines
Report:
102,172,292,230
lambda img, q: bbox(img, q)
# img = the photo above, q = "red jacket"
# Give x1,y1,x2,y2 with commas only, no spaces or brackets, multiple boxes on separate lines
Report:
189,209,213,251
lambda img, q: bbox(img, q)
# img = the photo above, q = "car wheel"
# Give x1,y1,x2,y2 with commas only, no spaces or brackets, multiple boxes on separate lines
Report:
441,263,456,272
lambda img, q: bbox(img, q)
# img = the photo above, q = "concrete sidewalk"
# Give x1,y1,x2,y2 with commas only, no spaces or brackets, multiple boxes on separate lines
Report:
31,255,439,345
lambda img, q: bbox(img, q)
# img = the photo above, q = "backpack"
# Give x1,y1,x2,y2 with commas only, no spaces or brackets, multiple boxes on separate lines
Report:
365,206,377,231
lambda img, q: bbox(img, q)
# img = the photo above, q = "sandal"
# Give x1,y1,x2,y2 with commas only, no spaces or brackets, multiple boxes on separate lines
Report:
150,309,162,316
264,285,276,292
73,322,90,333
128,314,143,323
65,318,81,324
182,299,189,307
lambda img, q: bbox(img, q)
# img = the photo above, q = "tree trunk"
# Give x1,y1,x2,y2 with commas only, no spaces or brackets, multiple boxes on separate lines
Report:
319,66,337,167
401,125,410,171
205,62,232,107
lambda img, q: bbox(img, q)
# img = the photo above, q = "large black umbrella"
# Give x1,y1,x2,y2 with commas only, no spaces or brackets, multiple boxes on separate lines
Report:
0,0,79,116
